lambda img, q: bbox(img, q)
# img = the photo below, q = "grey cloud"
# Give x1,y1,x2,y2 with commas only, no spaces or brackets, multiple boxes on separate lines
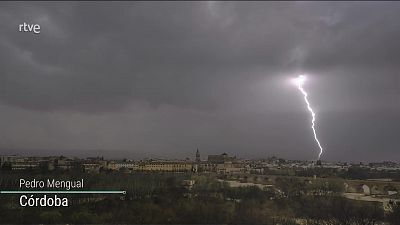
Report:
0,2,399,161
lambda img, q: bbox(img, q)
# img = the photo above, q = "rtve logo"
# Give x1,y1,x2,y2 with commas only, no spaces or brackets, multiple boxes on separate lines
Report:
18,22,41,34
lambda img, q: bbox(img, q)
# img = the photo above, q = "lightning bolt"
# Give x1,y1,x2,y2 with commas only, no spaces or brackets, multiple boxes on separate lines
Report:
293,75,323,160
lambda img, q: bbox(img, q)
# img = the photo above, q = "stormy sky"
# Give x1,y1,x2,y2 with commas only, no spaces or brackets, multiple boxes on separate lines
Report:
0,2,399,162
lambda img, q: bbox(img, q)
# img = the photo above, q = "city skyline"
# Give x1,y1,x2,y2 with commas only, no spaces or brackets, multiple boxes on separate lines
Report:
0,149,398,164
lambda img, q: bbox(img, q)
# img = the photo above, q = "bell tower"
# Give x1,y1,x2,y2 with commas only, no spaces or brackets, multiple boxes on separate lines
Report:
195,149,200,162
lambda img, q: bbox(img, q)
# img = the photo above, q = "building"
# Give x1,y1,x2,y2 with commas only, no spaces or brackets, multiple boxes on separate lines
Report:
208,153,236,164
108,161,138,172
0,155,20,166
82,157,107,173
196,153,247,174
137,160,194,172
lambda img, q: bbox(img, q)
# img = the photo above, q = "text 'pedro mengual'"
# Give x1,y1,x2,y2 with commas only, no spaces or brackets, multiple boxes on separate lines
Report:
20,178,84,190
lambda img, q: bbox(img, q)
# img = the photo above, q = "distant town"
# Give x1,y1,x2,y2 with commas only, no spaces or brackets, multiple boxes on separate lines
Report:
1,150,399,174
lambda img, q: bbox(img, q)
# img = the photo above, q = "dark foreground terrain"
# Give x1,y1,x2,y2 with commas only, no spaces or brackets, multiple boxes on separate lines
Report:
0,171,399,225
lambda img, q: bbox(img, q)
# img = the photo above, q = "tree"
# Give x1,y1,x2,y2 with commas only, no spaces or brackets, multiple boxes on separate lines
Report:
70,210,99,224
39,210,62,224
388,202,400,225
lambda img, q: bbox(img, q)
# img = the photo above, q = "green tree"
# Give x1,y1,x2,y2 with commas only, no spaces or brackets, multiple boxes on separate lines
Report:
70,210,100,224
39,210,62,224
388,202,400,225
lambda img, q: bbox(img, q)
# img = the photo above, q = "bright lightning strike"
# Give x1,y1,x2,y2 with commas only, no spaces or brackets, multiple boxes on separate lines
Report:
292,75,324,160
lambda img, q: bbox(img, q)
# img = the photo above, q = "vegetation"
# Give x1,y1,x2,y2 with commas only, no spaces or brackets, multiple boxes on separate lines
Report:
0,171,398,224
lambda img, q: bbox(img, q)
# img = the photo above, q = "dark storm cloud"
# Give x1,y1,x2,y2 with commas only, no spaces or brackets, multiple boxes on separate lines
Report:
0,2,399,161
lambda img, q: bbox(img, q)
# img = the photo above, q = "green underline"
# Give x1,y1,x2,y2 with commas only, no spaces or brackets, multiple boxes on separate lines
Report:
0,190,126,194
